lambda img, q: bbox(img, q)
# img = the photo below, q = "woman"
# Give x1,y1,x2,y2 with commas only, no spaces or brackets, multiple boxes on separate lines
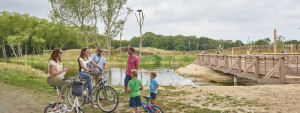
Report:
46,48,71,103
78,47,103,107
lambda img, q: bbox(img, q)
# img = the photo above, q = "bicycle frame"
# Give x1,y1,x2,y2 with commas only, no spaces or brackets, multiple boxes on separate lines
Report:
85,72,108,99
141,102,155,113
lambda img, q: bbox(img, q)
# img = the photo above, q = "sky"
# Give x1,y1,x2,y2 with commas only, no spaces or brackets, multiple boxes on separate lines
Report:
1,0,300,43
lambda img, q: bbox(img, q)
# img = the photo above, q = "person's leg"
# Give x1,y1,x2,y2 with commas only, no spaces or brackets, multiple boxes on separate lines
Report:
47,76,68,102
136,96,142,113
129,96,135,113
78,72,92,89
124,74,132,100
130,108,134,113
91,74,96,86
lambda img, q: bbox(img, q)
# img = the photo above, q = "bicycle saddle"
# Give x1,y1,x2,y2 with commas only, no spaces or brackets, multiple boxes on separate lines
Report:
143,96,151,100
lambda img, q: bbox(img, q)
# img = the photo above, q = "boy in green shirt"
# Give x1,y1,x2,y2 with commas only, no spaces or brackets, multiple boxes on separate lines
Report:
127,69,144,113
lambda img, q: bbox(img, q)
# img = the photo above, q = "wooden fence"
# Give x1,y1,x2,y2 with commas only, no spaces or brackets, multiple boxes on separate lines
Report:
193,53,300,83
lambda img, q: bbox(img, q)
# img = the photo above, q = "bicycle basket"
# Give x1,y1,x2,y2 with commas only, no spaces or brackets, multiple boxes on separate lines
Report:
71,81,83,96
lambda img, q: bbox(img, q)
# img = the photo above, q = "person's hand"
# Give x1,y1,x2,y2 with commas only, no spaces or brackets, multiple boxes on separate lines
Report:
63,68,67,72
153,89,156,91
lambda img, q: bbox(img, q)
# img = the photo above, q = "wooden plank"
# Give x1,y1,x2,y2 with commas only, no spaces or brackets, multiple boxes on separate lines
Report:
237,73,257,77
258,78,280,83
255,57,259,77
207,58,216,68
238,56,241,73
239,60,256,77
280,57,286,82
214,60,225,70
260,61,281,82
224,59,239,73
286,78,300,83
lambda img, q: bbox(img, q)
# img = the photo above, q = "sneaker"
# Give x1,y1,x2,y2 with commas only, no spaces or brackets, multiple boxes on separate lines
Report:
87,103,97,108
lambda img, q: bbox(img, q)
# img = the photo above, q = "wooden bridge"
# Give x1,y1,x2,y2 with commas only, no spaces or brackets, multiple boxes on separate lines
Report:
193,53,300,83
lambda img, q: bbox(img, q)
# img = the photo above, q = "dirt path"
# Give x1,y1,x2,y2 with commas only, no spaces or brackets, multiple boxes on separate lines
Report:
0,82,53,113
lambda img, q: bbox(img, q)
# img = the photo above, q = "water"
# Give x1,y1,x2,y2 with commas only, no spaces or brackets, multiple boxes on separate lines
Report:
7,60,195,86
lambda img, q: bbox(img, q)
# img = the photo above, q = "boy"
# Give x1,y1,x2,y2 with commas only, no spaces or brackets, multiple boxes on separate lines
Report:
150,71,160,105
127,69,143,113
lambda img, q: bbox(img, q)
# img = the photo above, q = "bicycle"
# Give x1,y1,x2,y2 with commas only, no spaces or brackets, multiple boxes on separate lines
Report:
66,70,119,112
141,96,164,113
44,76,85,113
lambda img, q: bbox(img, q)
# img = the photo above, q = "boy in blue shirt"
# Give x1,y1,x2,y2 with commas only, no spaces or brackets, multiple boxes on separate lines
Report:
150,71,160,105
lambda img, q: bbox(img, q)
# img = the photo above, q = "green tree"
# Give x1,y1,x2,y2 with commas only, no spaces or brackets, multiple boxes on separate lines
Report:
173,35,187,51
254,39,268,45
49,0,93,49
142,32,156,47
98,0,132,57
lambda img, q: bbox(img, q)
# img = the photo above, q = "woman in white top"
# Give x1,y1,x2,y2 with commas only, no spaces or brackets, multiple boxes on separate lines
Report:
78,47,103,107
46,48,71,103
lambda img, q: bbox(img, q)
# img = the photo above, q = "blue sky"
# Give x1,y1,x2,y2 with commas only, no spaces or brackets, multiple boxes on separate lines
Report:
1,0,300,43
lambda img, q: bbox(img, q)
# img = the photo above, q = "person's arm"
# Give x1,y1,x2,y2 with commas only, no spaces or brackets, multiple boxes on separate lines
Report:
79,60,89,72
103,63,107,70
140,86,144,91
136,64,139,70
127,87,131,94
49,65,66,76
153,84,159,91
136,58,140,70
91,60,103,71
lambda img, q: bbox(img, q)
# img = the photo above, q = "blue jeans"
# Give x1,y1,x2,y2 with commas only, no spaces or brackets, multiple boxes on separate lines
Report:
129,95,141,107
78,72,93,101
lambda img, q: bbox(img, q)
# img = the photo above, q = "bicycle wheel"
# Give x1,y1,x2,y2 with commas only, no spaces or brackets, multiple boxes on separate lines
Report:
75,107,85,113
44,106,53,113
152,105,164,113
67,86,86,107
96,86,119,112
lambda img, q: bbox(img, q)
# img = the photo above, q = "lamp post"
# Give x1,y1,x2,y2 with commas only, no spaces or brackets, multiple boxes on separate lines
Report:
119,27,124,55
135,9,145,57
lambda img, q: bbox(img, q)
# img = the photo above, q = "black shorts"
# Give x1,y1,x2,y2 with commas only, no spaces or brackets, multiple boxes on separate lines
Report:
150,92,157,100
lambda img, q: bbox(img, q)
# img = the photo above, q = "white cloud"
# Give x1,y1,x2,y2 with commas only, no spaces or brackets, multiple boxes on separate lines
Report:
1,0,300,43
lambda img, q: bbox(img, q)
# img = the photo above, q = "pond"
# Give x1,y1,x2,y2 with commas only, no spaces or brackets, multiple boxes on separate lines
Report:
7,60,196,86
4,59,259,86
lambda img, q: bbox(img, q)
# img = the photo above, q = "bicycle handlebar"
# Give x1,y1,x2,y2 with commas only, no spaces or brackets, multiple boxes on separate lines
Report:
63,75,85,81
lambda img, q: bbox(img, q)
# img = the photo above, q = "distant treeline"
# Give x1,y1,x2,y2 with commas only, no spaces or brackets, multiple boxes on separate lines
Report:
1,11,300,58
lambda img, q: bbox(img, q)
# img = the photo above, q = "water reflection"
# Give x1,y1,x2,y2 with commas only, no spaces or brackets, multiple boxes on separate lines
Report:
7,60,195,86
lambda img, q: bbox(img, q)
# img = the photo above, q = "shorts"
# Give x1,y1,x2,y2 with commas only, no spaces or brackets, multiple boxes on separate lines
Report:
124,74,138,86
129,96,141,107
150,92,157,100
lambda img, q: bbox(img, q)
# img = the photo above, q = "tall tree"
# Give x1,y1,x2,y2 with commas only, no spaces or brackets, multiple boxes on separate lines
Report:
49,0,93,49
98,0,131,58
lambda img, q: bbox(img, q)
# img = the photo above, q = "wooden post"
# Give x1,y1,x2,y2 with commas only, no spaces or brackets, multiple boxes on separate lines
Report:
255,57,259,77
279,57,286,83
265,57,267,75
238,56,241,73
225,55,229,69
274,29,277,53
291,44,293,53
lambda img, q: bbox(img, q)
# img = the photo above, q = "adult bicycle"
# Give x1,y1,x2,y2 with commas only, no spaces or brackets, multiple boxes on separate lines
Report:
66,70,119,112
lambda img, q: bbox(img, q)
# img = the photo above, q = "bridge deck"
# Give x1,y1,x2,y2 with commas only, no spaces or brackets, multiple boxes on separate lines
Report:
193,53,300,83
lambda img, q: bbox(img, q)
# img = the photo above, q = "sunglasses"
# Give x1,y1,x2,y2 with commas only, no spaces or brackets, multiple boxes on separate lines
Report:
97,50,103,52
60,52,63,54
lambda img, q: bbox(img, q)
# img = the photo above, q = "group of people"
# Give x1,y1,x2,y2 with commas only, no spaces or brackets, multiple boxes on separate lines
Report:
46,47,160,112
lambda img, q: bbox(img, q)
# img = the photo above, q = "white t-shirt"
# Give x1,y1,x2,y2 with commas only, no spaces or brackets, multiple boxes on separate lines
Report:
79,57,92,72
47,60,65,78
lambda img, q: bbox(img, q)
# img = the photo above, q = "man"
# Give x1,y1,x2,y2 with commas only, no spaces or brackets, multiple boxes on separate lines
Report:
90,47,107,86
124,47,140,101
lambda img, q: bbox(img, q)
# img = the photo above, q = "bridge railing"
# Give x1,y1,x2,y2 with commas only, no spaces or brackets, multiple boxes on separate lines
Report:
193,54,300,83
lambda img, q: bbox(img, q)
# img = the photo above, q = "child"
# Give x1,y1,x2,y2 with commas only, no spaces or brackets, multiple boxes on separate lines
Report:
127,69,143,113
150,71,160,105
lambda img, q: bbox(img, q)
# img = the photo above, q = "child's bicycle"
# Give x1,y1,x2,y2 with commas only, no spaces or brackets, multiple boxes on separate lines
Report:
141,96,164,113
44,76,85,113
